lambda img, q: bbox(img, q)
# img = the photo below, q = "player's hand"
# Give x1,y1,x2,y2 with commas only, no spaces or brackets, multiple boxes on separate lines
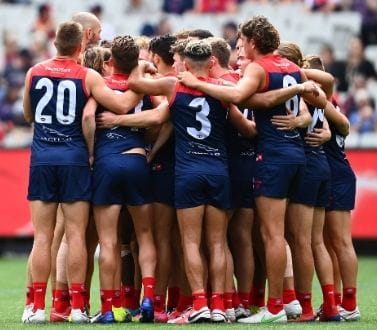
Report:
96,111,119,129
139,60,157,75
301,81,319,96
271,109,298,130
177,71,200,88
305,128,331,147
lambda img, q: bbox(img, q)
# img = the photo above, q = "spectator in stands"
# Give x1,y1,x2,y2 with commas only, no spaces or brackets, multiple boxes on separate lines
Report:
222,21,238,49
125,0,160,14
90,4,115,42
195,0,238,13
31,3,55,40
350,102,377,134
305,0,342,12
353,0,377,46
162,0,194,14
156,17,172,35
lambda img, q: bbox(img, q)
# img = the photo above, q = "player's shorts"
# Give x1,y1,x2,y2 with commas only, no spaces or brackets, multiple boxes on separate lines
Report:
326,175,356,211
151,164,174,207
92,153,152,206
175,173,230,209
27,165,91,202
253,162,305,199
289,155,331,208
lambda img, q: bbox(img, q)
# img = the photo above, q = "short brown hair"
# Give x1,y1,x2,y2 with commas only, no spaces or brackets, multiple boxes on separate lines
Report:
83,46,109,75
241,16,280,55
303,55,325,71
135,36,150,51
277,42,304,67
54,21,83,56
170,39,190,57
175,30,190,40
207,37,230,68
111,35,139,74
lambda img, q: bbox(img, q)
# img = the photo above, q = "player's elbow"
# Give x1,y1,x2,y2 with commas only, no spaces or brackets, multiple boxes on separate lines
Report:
82,111,95,124
339,121,350,137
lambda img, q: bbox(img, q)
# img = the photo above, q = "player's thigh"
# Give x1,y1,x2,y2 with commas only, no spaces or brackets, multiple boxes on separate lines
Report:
204,205,227,246
127,204,153,235
176,206,205,247
30,200,59,238
93,204,122,243
61,201,90,234
286,203,314,239
325,210,352,243
153,202,175,241
312,207,326,244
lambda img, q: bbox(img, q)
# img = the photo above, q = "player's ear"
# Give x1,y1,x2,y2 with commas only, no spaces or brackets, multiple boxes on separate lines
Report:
208,57,215,70
183,60,190,71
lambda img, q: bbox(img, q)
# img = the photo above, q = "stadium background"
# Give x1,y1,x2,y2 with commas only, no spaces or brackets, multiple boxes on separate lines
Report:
1,0,376,250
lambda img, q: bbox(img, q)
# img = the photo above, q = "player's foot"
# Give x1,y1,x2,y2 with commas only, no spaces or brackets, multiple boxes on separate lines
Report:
284,299,302,319
225,308,236,322
112,306,132,323
235,304,251,319
154,310,168,323
211,309,227,323
316,304,341,322
50,307,70,322
139,297,154,323
69,308,89,323
90,311,115,324
21,304,33,323
238,307,287,323
128,307,140,317
289,312,316,322
167,307,191,324
338,306,360,321
167,308,181,321
188,306,211,323
23,309,46,323
250,304,262,315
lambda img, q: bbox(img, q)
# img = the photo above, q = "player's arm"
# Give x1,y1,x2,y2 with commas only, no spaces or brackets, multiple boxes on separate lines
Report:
243,80,319,109
324,101,350,136
271,99,312,130
82,97,97,166
300,71,328,109
302,68,334,100
23,69,33,123
148,121,174,163
86,69,142,114
96,99,170,129
305,117,332,147
228,105,257,138
178,62,264,104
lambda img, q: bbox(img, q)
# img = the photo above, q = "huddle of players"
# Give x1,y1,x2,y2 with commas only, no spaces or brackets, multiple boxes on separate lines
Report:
21,11,360,325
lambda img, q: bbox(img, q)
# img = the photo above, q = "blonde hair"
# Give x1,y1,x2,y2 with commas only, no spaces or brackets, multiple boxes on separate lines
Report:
303,54,325,71
135,36,150,51
83,46,109,75
277,42,304,67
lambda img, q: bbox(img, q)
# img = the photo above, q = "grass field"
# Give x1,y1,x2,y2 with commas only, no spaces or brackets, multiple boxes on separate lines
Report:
0,256,376,329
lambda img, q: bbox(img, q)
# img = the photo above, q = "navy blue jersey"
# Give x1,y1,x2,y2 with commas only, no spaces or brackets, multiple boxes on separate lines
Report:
95,73,152,160
324,101,355,180
253,55,305,164
29,58,89,166
304,104,326,155
170,79,229,175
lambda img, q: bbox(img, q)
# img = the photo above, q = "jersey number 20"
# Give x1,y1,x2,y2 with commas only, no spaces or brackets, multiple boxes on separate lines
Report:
35,78,76,125
187,97,211,140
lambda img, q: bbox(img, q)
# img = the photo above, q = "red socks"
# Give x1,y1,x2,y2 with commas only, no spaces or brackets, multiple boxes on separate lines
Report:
267,297,284,315
167,287,180,310
26,286,34,306
154,294,166,313
297,292,313,315
176,295,192,312
100,290,113,314
142,277,155,300
113,290,122,308
32,282,47,311
232,291,241,308
238,292,250,309
70,283,86,311
54,289,70,313
250,286,265,307
335,292,342,306
283,289,296,304
342,288,356,311
321,284,338,316
122,285,140,309
192,291,207,311
211,293,224,311
223,292,233,309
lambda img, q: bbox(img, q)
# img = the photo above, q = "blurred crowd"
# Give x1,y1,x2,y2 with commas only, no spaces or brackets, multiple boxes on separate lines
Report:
1,0,377,148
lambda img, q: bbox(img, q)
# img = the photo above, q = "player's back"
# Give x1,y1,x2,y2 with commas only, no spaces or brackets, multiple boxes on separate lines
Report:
170,78,228,175
95,73,151,160
253,54,305,164
29,58,89,166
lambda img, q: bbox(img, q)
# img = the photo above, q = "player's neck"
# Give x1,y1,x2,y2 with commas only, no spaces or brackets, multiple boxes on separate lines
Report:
253,51,274,61
55,54,79,62
210,65,229,79
112,68,128,76
158,63,174,76
189,68,209,78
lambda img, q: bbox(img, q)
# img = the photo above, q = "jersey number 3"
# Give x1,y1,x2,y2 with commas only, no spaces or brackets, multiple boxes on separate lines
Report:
35,78,76,125
187,97,211,140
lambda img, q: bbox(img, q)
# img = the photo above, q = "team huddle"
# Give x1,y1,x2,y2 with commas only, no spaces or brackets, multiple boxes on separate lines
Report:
21,11,360,325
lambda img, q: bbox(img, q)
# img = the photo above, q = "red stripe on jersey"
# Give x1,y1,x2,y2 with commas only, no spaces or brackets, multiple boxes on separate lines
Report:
30,58,89,97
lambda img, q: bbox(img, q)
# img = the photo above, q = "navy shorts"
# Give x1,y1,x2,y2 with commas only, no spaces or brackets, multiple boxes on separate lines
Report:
92,154,152,206
290,155,331,207
27,165,91,202
253,162,305,199
230,178,254,209
151,164,174,207
175,173,231,209
326,175,356,211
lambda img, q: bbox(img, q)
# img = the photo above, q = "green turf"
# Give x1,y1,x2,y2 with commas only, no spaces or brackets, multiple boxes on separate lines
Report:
0,256,376,329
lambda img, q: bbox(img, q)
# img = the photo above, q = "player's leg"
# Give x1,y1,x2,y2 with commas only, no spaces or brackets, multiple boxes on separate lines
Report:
311,207,339,320
61,201,90,320
29,201,58,321
21,254,34,322
324,239,342,305
325,210,359,319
